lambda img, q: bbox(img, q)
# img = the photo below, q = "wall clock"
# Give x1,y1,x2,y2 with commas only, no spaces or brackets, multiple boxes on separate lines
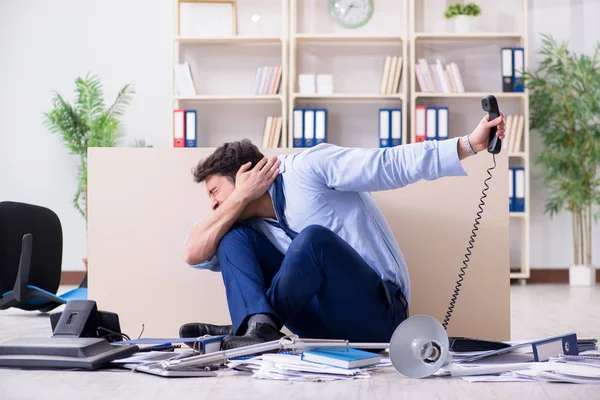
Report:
329,0,374,29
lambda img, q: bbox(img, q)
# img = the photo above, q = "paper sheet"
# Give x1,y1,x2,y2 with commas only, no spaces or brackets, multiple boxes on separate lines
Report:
227,353,377,382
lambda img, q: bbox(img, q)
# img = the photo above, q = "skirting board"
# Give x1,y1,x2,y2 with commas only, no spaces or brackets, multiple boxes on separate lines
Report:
524,269,600,284
64,269,599,286
60,271,86,286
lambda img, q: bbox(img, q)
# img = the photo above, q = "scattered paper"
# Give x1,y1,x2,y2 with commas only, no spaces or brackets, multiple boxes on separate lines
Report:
227,353,382,382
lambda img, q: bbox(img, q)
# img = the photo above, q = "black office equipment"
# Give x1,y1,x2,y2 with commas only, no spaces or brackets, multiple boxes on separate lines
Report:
0,337,138,370
0,201,87,312
0,301,137,370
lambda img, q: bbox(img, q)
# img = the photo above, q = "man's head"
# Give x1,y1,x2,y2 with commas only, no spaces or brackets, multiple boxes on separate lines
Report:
192,140,264,210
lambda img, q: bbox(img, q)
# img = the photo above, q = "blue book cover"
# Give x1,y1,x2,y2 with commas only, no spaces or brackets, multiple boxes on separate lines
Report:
301,347,381,369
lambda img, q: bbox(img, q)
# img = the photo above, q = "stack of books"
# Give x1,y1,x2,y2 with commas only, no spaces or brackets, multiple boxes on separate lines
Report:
379,55,403,95
261,116,282,148
503,114,525,153
174,62,197,97
415,58,465,93
253,65,282,95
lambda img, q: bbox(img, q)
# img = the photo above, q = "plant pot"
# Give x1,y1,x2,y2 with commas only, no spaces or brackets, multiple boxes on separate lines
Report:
454,15,474,33
569,265,596,287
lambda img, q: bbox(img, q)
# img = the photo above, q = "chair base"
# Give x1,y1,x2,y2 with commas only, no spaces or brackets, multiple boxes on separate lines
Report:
0,285,88,312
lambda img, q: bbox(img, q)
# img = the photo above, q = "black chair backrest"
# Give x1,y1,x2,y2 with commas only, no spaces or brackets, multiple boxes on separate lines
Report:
0,201,63,297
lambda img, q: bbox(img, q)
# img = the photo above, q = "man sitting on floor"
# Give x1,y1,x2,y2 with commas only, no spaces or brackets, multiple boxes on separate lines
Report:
180,113,505,349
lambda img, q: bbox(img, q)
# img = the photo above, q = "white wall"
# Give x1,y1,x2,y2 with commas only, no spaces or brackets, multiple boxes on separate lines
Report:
527,0,600,268
0,0,172,271
0,0,598,272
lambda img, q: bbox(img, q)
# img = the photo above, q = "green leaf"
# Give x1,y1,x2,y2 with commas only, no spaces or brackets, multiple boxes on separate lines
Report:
526,33,600,263
43,73,135,221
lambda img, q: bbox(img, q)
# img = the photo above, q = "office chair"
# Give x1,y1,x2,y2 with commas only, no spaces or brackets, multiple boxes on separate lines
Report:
0,201,87,312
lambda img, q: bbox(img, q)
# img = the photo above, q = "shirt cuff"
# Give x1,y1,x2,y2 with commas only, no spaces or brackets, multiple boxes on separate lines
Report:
438,137,468,177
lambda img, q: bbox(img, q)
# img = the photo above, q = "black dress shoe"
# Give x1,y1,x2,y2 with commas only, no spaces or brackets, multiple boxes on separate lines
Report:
220,322,285,350
179,322,234,348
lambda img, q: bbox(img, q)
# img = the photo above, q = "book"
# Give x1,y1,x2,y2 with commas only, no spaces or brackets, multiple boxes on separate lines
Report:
301,347,382,369
379,55,403,95
415,58,464,93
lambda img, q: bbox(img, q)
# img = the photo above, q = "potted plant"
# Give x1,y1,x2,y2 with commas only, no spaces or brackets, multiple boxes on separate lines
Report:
444,2,481,33
523,34,600,286
43,73,136,270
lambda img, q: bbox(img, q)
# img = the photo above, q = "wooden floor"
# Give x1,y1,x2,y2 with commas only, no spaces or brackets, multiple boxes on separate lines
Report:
0,283,598,400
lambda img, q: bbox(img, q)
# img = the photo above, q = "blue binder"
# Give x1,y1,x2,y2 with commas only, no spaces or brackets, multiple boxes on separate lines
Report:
390,108,402,146
436,106,448,140
501,48,513,92
514,166,525,212
303,108,316,147
457,333,579,364
293,108,304,148
315,108,327,145
379,108,391,147
185,110,197,147
509,167,515,212
512,47,525,92
425,106,437,141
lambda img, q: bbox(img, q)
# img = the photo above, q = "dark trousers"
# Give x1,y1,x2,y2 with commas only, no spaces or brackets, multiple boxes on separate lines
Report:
216,224,408,343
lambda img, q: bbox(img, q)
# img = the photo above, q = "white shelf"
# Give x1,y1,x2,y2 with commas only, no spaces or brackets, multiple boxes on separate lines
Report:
294,33,404,43
414,32,523,41
175,95,283,101
509,152,527,158
293,93,404,101
414,92,526,99
171,0,289,146
175,36,282,44
409,0,531,282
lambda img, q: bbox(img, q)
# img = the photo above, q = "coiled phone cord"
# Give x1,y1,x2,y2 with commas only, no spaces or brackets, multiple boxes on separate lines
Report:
442,153,497,330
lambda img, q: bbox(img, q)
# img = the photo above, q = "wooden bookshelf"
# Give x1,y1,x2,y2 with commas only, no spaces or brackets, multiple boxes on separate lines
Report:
409,0,531,281
288,0,409,150
169,0,531,281
171,0,289,147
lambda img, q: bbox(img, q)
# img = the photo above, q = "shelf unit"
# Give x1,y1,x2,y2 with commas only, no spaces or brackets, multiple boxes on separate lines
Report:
408,0,530,281
169,0,530,281
171,0,289,147
288,0,409,149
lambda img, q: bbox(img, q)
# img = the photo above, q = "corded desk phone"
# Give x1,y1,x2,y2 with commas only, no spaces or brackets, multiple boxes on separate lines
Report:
389,95,506,378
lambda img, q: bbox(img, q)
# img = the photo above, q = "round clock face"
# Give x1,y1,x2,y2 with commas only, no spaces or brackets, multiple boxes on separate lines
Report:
330,0,373,28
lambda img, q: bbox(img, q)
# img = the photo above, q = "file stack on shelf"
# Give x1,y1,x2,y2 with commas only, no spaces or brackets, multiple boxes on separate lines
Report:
253,65,283,96
174,62,197,97
293,108,327,148
379,56,404,95
414,105,449,142
503,114,525,152
509,166,526,213
501,47,525,92
415,59,465,93
172,109,197,148
261,116,283,148
378,108,402,147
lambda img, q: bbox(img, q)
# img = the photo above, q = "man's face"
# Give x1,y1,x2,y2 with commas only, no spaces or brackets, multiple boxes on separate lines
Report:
205,174,235,211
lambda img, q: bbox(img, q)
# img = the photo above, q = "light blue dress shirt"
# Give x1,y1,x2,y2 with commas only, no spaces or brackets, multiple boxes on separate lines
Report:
187,138,468,306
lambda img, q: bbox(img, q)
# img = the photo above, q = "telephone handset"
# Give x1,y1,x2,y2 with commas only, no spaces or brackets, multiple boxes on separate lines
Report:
442,95,502,330
482,95,502,154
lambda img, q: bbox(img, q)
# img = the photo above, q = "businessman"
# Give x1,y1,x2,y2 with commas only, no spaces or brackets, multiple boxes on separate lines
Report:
181,114,505,350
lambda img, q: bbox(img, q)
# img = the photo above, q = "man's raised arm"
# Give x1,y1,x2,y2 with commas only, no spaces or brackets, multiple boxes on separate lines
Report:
289,114,504,192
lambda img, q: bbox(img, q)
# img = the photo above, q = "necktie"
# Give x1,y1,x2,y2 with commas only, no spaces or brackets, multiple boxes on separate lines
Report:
265,174,298,240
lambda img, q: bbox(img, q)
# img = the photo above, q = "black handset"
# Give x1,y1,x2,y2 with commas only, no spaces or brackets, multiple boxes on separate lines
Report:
442,95,500,331
481,95,502,154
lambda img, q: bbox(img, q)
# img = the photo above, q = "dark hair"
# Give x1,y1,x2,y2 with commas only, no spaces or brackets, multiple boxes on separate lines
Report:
192,139,265,183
